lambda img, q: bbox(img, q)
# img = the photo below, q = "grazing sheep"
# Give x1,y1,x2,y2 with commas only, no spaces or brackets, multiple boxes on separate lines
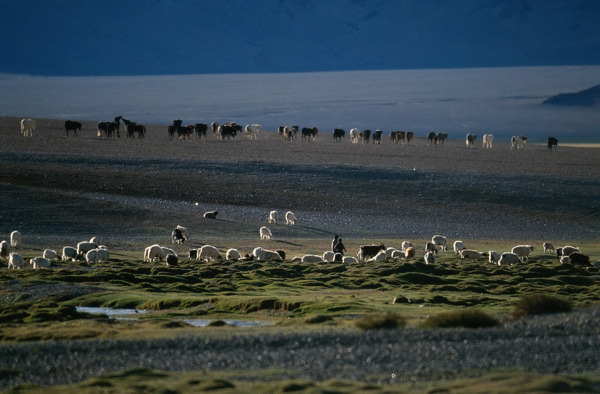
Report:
95,248,109,262
176,225,189,240
488,251,501,265
401,241,412,251
404,247,416,259
368,250,387,262
560,255,571,264
391,250,405,259
260,226,273,240
85,248,109,263
424,251,436,264
323,251,335,262
568,252,591,267
498,252,520,266
276,250,286,260
357,244,386,261
144,244,165,262
385,247,399,258
342,256,358,264
252,247,283,260
431,235,448,252
30,257,51,269
226,249,242,261
77,241,98,256
511,245,534,261
453,241,465,255
0,241,9,258
292,256,302,263
425,242,439,255
285,211,298,225
188,249,198,260
560,246,580,257
85,249,98,263
333,253,343,262
43,249,59,260
268,210,278,224
10,231,21,247
8,253,25,269
166,254,179,267
62,246,78,261
204,210,218,219
460,249,484,261
198,245,222,261
89,237,99,244
542,242,555,253
161,247,176,258
302,254,324,263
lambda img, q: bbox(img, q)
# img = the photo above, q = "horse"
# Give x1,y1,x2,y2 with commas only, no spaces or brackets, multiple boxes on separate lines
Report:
64,120,82,137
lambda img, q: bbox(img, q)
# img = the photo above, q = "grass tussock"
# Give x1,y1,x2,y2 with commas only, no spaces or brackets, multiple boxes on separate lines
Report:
512,294,572,318
354,312,406,330
420,309,500,329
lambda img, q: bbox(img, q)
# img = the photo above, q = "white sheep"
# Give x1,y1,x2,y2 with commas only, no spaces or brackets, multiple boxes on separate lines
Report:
0,240,8,258
542,242,554,253
268,210,278,224
391,250,405,259
367,250,387,262
77,241,98,256
62,246,78,261
8,253,24,269
560,246,580,257
144,244,165,262
323,251,335,262
453,240,465,255
460,249,484,261
161,247,176,258
176,225,189,241
85,249,98,263
30,257,51,269
10,231,21,247
89,237,99,244
260,226,273,240
401,241,412,251
511,245,534,261
488,251,501,265
43,249,59,260
431,235,448,252
285,211,298,225
424,251,436,264
198,245,222,261
95,248,109,262
498,252,520,266
292,256,302,263
302,254,324,263
385,247,399,258
252,247,282,260
226,249,242,261
342,256,358,264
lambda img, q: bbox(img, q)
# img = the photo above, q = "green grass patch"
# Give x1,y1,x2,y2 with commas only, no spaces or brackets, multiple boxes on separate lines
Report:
512,294,572,318
354,312,406,330
420,309,500,329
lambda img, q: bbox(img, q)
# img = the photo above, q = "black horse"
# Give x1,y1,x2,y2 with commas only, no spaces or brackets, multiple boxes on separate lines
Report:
64,120,82,137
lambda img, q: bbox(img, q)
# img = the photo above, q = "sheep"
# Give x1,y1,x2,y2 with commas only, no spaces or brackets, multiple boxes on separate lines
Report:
43,249,59,260
204,210,218,219
0,240,8,258
95,248,109,262
542,242,555,253
161,247,176,258
62,246,78,261
176,225,189,241
560,246,580,257
144,244,165,262
511,245,534,261
424,251,436,264
8,253,24,269
391,250,405,259
30,257,51,269
268,210,278,224
166,254,179,267
560,255,571,264
252,247,283,260
85,249,98,263
285,211,298,225
342,256,358,264
460,249,484,261
385,247,400,258
498,252,520,266
404,247,416,259
425,242,438,255
488,250,501,265
292,256,302,263
333,253,343,262
431,235,448,252
188,249,198,260
368,250,387,262
226,248,242,261
453,240,465,255
260,226,273,240
357,244,385,261
323,251,335,262
567,252,591,267
89,237,99,244
77,241,98,256
302,254,324,263
10,231,21,247
401,241,412,251
198,245,222,261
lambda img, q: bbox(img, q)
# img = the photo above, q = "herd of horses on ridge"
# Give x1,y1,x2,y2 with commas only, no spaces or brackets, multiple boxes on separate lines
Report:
20,117,560,150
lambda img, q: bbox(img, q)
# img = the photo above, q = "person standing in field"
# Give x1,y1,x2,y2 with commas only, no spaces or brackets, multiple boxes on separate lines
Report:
333,238,347,255
332,235,339,251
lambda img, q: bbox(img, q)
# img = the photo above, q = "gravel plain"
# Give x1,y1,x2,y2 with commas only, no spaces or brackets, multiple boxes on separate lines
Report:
1,117,600,389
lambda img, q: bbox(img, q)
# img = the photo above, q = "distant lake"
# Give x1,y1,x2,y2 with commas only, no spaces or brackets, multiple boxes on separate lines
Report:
1,66,599,139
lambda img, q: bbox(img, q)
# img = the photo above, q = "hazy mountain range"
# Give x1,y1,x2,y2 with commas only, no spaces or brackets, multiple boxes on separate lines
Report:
544,84,600,107
1,0,599,76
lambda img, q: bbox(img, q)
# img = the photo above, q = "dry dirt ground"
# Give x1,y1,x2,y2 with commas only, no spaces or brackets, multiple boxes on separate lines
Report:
1,117,599,255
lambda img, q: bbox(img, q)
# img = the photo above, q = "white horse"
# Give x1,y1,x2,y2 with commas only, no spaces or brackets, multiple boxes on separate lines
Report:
349,128,360,143
20,118,37,137
482,134,494,148
511,136,528,149
244,124,261,140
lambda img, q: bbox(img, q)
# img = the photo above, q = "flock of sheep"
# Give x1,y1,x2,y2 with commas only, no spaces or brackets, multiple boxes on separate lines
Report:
0,231,110,270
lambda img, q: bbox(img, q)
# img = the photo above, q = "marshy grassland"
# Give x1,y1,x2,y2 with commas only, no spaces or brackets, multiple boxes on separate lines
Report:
1,117,599,392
